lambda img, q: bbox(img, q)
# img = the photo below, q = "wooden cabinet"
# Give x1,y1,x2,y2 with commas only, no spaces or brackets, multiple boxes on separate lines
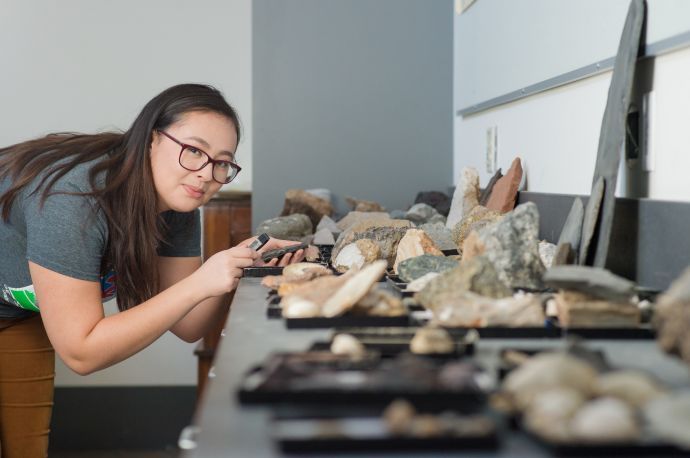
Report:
196,191,252,403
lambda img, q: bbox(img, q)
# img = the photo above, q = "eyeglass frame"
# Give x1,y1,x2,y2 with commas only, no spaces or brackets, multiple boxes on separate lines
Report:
156,130,242,184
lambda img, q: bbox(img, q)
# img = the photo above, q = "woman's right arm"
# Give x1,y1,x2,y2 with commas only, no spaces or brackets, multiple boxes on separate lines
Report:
30,246,257,375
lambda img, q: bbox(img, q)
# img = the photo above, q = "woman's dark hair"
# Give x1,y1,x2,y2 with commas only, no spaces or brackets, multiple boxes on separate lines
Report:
0,83,241,311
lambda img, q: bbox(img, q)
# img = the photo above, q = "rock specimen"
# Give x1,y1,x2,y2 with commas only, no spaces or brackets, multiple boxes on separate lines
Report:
596,371,666,408
336,211,391,232
543,265,636,302
280,274,351,318
503,352,598,410
414,191,450,216
280,189,333,228
330,333,366,357
524,387,586,442
570,398,639,443
538,241,557,269
409,326,455,354
316,214,340,234
557,197,584,262
644,392,690,449
312,228,336,245
428,291,545,328
260,262,332,292
460,231,485,262
261,242,309,263
331,218,412,268
419,222,455,251
473,202,545,289
446,167,480,229
653,267,690,367
345,196,386,212
416,256,511,309
321,260,388,317
451,205,502,254
579,176,605,266
479,168,503,206
393,229,444,273
397,254,459,283
351,287,406,317
404,203,444,225
554,291,640,328
303,245,321,262
333,239,381,272
255,214,313,241
485,157,522,213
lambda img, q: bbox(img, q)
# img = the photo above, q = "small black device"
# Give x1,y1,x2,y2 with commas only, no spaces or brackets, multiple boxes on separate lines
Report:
248,233,271,251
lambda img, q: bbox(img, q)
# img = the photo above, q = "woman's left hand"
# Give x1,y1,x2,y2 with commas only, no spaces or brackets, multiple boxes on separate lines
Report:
238,236,306,267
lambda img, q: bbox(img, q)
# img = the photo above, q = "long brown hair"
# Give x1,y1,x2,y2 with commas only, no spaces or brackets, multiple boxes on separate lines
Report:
0,84,241,311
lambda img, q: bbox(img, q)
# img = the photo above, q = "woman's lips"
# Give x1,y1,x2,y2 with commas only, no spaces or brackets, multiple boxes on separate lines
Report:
183,184,204,199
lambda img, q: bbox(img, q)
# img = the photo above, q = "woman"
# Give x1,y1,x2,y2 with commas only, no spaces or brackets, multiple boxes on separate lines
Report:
0,83,303,457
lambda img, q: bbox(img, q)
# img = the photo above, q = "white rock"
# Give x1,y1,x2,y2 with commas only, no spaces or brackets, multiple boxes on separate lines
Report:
446,167,480,229
596,370,666,408
322,260,387,317
570,397,639,443
406,272,440,292
281,297,321,318
330,333,366,357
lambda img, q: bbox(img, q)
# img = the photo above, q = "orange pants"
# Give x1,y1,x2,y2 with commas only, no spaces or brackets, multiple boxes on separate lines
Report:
0,315,54,458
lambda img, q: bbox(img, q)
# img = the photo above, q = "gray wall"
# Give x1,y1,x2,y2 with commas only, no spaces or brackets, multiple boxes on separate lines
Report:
252,0,454,229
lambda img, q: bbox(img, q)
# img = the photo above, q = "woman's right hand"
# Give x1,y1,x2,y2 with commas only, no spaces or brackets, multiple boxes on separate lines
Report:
192,246,259,298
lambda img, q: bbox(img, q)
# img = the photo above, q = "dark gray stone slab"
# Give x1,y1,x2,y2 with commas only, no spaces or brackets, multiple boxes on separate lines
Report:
557,197,584,262
543,265,636,302
582,0,645,267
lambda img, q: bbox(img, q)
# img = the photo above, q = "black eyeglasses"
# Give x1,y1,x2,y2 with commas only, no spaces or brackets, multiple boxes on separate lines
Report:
157,130,241,184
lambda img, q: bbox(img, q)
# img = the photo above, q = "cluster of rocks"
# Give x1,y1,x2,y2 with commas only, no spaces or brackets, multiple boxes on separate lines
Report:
496,348,690,449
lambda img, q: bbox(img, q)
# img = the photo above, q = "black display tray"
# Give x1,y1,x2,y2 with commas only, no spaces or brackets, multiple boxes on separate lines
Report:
272,416,498,453
286,314,411,329
237,352,488,411
243,266,284,277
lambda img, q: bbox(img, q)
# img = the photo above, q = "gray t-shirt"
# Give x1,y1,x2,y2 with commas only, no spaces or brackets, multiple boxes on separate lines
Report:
0,158,200,318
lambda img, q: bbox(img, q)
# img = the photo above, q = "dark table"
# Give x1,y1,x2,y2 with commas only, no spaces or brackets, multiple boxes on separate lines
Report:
185,277,690,457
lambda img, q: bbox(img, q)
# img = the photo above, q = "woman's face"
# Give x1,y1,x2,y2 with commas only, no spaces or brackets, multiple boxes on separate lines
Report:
150,110,238,213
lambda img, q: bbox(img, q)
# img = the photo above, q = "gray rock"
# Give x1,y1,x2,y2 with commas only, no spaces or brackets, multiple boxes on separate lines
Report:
558,197,584,261
476,202,545,289
419,222,456,251
539,241,558,269
579,177,604,266
332,218,412,269
313,228,336,245
398,254,459,283
415,255,512,311
389,209,407,219
543,265,636,302
255,214,313,241
405,203,440,225
305,188,332,203
316,215,340,233
427,214,447,225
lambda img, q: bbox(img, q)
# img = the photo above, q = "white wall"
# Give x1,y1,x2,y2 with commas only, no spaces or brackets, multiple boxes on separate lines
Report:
0,0,252,386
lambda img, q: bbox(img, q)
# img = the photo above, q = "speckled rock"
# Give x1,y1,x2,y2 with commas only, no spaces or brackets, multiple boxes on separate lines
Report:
332,218,412,268
451,206,503,254
398,254,459,283
255,214,313,241
539,241,558,269
474,202,545,289
336,211,391,232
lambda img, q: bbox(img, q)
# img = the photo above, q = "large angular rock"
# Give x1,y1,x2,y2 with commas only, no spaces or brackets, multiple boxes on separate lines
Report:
475,202,545,289
579,177,605,265
316,215,340,233
280,189,333,228
398,254,459,283
543,265,636,302
446,167,480,229
255,214,313,241
419,222,455,251
332,218,412,268
313,228,336,245
346,196,386,212
333,239,381,272
393,229,443,273
415,255,512,311
322,260,388,317
336,211,390,232
414,191,450,216
485,157,522,213
558,197,585,260
451,205,502,254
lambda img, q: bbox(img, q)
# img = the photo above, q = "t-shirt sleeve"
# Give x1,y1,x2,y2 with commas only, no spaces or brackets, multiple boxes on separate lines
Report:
24,186,107,282
158,209,201,257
